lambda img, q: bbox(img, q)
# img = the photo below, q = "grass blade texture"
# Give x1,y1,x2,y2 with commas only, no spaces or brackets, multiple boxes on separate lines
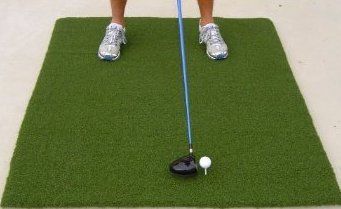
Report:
2,17,341,207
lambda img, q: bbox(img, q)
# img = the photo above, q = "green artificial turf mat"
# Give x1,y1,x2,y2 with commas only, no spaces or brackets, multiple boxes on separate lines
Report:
2,17,341,208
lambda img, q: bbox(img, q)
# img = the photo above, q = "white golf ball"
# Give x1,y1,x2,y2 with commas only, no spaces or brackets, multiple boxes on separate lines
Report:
199,156,211,169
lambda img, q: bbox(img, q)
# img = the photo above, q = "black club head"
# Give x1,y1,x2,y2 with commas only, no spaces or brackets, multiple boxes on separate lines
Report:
169,154,197,176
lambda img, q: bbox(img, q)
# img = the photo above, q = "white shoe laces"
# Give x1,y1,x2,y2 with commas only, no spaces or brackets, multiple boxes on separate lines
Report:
103,27,126,46
200,25,224,45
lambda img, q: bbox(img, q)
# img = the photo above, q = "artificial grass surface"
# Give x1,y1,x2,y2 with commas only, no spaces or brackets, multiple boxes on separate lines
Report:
2,17,341,208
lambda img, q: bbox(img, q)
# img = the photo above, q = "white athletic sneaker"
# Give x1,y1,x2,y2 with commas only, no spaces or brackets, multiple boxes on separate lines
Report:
98,23,127,61
199,23,228,60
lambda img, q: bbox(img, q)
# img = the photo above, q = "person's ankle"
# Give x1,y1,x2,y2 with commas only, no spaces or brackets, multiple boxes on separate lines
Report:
200,18,214,27
111,19,125,27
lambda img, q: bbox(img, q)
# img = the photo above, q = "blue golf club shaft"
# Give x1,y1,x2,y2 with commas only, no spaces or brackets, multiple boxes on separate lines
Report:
176,0,193,153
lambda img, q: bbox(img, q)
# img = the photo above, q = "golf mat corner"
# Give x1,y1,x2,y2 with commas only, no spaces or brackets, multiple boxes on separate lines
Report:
1,17,341,208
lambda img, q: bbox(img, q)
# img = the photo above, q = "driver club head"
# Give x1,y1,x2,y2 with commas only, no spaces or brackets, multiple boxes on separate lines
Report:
169,154,198,176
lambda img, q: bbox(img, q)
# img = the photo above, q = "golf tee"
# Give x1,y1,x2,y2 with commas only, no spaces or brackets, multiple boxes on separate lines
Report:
205,169,207,175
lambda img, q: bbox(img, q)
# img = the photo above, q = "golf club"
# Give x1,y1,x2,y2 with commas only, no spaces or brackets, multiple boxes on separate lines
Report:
169,0,198,176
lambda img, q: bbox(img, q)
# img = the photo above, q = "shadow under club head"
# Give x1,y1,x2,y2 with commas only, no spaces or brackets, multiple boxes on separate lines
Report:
169,154,198,176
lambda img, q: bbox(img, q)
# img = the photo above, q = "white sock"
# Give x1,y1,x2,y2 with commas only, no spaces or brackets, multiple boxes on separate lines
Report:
200,23,217,31
108,22,124,29
202,23,217,28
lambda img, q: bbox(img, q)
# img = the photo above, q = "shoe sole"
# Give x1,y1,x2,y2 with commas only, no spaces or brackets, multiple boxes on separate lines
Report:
98,51,120,61
206,50,228,60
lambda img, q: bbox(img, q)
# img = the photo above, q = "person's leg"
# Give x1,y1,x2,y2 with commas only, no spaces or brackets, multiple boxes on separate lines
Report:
197,0,214,26
110,0,127,26
197,0,228,60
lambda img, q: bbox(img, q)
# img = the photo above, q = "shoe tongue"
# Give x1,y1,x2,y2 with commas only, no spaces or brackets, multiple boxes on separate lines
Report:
108,22,123,30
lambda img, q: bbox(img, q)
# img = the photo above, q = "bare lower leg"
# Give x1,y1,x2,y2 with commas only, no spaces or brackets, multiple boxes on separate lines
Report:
197,0,214,26
110,0,127,26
